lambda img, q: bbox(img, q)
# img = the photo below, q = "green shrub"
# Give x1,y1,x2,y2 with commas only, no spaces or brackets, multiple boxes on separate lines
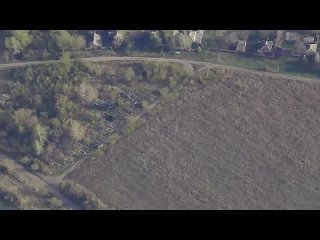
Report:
60,180,107,210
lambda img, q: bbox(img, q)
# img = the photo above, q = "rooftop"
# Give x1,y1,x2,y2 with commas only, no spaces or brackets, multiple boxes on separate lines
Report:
258,41,273,54
235,41,247,52
303,37,315,44
305,43,318,56
190,30,204,44
92,32,102,47
173,30,205,44
285,32,301,42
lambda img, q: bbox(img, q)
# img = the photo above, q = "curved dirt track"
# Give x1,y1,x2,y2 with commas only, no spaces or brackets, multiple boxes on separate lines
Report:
1,56,320,85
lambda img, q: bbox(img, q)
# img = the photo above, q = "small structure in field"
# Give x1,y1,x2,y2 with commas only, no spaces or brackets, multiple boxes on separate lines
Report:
303,37,315,44
91,32,102,47
173,30,205,45
257,41,274,55
235,40,247,52
189,30,205,44
285,32,301,43
305,43,318,57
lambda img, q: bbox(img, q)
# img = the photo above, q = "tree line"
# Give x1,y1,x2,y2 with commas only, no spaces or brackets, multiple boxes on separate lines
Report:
0,30,180,62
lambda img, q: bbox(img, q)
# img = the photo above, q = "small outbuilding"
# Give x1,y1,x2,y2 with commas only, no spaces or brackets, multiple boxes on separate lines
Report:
305,43,318,57
303,37,315,44
257,41,273,54
235,40,247,52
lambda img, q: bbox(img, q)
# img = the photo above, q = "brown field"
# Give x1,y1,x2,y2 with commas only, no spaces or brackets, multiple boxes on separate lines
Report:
69,69,320,209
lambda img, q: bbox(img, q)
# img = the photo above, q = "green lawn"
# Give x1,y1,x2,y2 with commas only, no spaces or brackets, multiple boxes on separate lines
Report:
163,51,320,80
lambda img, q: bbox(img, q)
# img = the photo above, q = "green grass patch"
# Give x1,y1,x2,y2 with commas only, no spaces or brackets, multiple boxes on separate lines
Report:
166,51,320,79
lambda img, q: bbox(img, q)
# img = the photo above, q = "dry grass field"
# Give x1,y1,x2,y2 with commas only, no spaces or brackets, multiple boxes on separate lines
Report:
69,69,320,209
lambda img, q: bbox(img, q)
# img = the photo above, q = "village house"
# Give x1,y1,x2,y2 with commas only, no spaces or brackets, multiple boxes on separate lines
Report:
189,30,204,44
257,41,273,55
305,43,318,57
173,30,205,45
303,37,315,44
285,32,301,43
88,32,103,48
87,30,122,49
235,40,247,52
92,32,102,47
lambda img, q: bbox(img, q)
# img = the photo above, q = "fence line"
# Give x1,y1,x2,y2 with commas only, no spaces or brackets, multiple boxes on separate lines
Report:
206,48,304,59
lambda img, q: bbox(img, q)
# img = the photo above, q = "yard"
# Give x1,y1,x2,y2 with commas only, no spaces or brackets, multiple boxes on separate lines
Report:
164,50,320,79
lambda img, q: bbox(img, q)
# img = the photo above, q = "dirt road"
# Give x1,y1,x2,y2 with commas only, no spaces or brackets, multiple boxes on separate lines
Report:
1,56,320,85
0,153,80,210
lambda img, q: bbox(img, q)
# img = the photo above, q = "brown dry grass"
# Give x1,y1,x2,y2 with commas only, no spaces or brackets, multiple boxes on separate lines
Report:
69,69,320,209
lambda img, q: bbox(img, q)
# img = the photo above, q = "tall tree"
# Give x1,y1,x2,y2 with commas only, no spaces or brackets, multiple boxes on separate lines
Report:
5,37,22,53
33,140,43,155
50,30,85,52
63,119,86,141
13,108,36,133
125,67,135,81
79,82,98,101
55,94,69,118
4,30,32,54
33,124,48,146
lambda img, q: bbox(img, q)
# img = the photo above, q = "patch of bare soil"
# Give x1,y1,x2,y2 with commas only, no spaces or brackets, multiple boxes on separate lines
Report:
69,70,320,209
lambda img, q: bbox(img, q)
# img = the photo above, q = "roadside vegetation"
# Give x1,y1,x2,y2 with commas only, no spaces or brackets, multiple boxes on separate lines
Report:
0,59,209,178
1,30,320,79
59,180,106,210
0,157,65,209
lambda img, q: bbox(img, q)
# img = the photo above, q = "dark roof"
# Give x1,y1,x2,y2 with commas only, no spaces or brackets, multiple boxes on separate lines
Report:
285,32,301,42
258,41,273,53
303,37,315,44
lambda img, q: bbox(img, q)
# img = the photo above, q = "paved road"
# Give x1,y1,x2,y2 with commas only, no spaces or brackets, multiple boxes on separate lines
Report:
1,56,320,85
